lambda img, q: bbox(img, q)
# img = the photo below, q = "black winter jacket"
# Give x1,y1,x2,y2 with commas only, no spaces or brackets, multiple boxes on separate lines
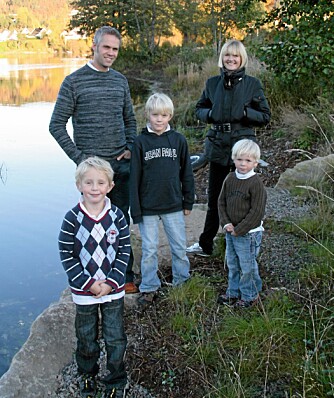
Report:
130,127,195,224
196,67,271,166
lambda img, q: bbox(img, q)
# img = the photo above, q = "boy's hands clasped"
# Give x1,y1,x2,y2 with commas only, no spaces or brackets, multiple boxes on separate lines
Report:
224,223,236,236
89,280,112,298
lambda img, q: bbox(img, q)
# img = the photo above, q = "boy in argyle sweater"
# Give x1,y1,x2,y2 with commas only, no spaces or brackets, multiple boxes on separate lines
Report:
58,157,130,398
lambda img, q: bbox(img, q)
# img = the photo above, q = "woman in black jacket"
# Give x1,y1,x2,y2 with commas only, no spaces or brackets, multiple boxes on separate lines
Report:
187,39,271,256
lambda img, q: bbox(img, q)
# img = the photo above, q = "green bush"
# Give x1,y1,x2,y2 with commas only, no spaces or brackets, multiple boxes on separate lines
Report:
250,0,334,103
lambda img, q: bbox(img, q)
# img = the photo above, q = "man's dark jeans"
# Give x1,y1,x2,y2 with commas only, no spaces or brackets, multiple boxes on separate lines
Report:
107,158,134,283
75,299,127,388
199,161,234,254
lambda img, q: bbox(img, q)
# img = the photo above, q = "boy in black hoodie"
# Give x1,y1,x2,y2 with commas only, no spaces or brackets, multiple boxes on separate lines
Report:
130,93,195,307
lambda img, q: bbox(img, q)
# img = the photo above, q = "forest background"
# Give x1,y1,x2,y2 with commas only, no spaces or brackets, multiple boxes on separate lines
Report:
1,0,334,396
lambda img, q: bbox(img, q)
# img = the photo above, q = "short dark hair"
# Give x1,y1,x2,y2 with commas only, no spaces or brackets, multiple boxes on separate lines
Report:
93,26,122,47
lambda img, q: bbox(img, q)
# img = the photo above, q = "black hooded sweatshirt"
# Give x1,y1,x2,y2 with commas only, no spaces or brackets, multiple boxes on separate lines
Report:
130,127,195,224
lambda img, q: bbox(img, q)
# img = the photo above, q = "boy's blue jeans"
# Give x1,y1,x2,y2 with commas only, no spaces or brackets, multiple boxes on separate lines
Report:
225,231,263,301
138,211,190,292
75,299,127,388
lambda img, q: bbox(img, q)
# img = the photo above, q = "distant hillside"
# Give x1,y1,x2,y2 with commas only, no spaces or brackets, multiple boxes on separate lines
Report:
0,0,71,29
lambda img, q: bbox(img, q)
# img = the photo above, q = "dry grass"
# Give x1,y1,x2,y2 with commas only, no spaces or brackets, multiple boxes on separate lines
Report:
278,107,315,139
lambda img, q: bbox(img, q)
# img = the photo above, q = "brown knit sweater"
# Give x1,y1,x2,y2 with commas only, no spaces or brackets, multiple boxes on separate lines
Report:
218,172,267,236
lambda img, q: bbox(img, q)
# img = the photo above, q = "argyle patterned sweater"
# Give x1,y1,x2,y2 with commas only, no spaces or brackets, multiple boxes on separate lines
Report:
58,202,131,303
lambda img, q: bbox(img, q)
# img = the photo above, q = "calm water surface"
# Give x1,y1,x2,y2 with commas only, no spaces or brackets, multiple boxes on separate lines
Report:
0,55,146,376
0,102,78,376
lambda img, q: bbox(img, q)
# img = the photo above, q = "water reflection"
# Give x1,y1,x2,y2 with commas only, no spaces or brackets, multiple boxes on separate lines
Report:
0,55,87,105
0,55,149,377
0,55,149,106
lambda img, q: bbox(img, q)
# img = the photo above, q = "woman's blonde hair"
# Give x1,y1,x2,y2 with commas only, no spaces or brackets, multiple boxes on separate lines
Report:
218,40,248,69
145,92,174,118
75,156,114,186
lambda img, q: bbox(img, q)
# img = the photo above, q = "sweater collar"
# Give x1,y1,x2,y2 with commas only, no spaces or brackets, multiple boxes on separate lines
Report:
146,123,171,134
79,196,111,220
235,169,256,180
87,60,109,72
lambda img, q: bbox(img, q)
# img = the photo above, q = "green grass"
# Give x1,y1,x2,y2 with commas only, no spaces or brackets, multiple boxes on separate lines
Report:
164,273,334,396
168,279,306,395
160,195,334,397
169,157,334,395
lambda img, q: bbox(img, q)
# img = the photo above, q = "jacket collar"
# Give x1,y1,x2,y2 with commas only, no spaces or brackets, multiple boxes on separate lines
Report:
221,67,245,89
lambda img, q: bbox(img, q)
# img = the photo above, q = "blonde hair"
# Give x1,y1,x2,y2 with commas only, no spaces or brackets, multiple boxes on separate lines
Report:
218,40,248,69
145,93,174,118
231,139,261,161
75,157,114,186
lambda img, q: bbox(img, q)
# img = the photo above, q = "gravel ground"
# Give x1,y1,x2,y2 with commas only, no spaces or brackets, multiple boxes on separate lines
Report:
260,188,315,295
55,360,155,398
265,187,313,221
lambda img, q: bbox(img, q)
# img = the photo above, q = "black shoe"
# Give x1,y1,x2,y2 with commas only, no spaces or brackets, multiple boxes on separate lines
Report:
217,294,239,306
103,387,125,398
137,291,158,307
79,374,97,398
234,296,259,308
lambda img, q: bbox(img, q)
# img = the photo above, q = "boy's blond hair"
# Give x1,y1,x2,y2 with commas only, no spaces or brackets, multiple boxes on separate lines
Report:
145,93,174,118
231,139,261,162
75,157,114,186
218,40,248,69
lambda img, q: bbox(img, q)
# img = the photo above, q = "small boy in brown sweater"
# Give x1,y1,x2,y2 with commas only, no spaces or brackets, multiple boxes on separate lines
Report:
217,139,267,308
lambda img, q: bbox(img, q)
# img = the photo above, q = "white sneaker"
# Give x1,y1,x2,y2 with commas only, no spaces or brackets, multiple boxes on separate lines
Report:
186,242,210,257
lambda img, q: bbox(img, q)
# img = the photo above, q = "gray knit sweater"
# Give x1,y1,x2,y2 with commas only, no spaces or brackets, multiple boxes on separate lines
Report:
49,64,137,164
218,172,267,236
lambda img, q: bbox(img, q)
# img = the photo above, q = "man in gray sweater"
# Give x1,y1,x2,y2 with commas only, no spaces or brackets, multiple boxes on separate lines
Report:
49,26,138,294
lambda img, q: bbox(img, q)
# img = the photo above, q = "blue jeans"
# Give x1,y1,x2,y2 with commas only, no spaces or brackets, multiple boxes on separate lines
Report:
138,211,190,292
225,231,263,301
75,299,127,388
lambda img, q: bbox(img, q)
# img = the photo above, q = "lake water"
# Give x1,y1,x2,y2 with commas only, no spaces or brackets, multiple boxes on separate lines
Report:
0,102,78,376
0,55,147,376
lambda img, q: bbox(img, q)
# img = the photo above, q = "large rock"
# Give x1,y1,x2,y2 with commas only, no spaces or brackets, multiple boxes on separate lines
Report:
0,293,141,397
0,289,76,398
276,154,334,193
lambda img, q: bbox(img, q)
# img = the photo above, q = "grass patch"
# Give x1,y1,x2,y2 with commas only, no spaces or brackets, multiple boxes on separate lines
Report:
160,227,334,397
166,279,309,396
